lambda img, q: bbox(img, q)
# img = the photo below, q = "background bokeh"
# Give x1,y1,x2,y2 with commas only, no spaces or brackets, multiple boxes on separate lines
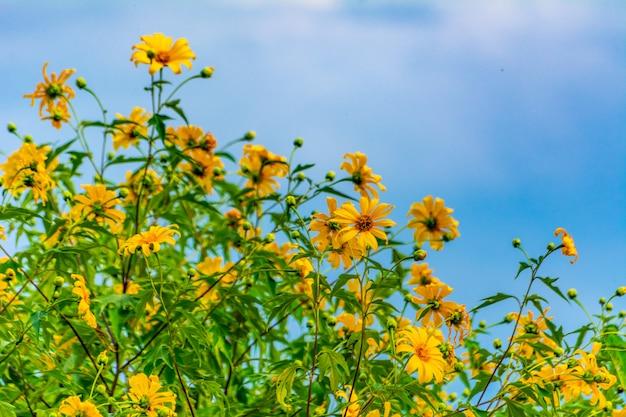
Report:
2,0,625,323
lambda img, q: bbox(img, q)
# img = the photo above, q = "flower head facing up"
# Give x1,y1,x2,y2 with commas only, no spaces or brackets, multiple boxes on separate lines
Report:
24,63,75,117
333,197,395,252
128,373,177,417
340,152,386,198
59,396,103,417
396,326,446,383
554,227,578,264
412,282,461,328
167,125,217,156
408,263,441,286
0,143,58,203
131,33,195,75
119,225,179,256
408,196,459,250
71,184,125,232
71,274,97,329
42,100,71,129
113,107,151,150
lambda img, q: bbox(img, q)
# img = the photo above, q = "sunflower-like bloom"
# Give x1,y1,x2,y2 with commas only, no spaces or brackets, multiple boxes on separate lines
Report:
197,256,237,285
0,143,58,203
239,144,288,197
59,396,103,417
554,227,578,264
336,387,360,417
24,63,75,116
42,100,71,129
396,326,447,383
408,263,441,286
119,225,179,256
412,282,461,328
310,197,341,250
336,312,373,338
327,242,363,270
527,363,573,407
167,125,217,155
71,184,125,232
444,304,471,344
131,33,195,75
181,150,224,194
333,197,395,252
71,274,97,329
340,152,386,198
565,343,616,408
510,309,560,358
365,401,401,417
112,107,151,150
408,196,459,251
123,169,163,203
128,373,177,417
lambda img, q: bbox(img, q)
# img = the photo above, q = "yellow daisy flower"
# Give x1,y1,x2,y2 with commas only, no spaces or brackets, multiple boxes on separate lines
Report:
554,227,578,263
239,144,288,197
112,107,151,150
131,33,195,75
333,197,395,251
24,62,75,116
340,152,386,198
71,184,125,232
58,396,103,417
71,274,97,329
128,373,177,417
408,195,459,250
396,326,446,383
0,142,58,203
119,224,179,257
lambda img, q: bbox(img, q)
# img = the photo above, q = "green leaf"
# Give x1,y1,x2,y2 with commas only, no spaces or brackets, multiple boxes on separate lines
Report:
275,363,299,407
515,261,531,279
163,99,190,125
471,293,518,313
537,276,569,302
0,401,16,417
318,349,349,389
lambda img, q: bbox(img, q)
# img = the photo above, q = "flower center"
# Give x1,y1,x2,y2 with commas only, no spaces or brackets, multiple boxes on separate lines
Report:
524,323,539,335
155,51,171,64
415,345,430,361
327,221,341,231
351,172,363,185
46,83,62,99
424,217,438,231
355,215,373,232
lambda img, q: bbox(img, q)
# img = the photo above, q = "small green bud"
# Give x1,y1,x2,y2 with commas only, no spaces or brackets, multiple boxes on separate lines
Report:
75,76,87,89
325,170,336,181
413,249,427,261
479,320,487,329
616,286,626,297
241,221,252,231
54,276,65,288
23,135,33,143
290,230,300,239
605,302,613,311
462,388,470,397
403,293,414,303
448,392,457,402
63,191,73,202
296,172,306,181
294,359,303,368
212,167,223,177
599,297,606,305
493,338,502,349
386,317,398,330
244,130,256,141
187,269,197,279
504,312,516,323
96,351,108,367
265,233,275,243
107,151,115,160
306,319,314,329
512,238,521,248
6,122,17,133
200,66,214,78
293,137,304,148
325,315,337,326
567,288,577,299
619,310,625,318
546,242,556,251
52,290,61,300
96,383,107,395
118,188,129,199
286,195,297,207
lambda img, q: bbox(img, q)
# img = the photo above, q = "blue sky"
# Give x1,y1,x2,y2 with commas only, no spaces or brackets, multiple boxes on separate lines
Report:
1,0,625,325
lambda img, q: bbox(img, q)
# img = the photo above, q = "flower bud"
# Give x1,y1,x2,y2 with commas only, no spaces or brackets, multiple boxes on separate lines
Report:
478,320,487,329
265,233,275,243
296,172,306,181
290,230,300,239
23,135,33,143
187,269,197,279
546,242,556,251
616,286,626,297
493,338,502,349
619,310,625,319
413,249,427,261
96,351,108,367
96,384,107,395
200,66,214,78
448,392,457,401
512,238,521,248
52,290,61,300
567,288,577,299
386,317,398,330
244,130,256,141
462,388,470,397
107,151,115,160
241,221,252,231
293,137,304,148
306,319,314,329
6,122,16,133
599,297,606,305
54,276,65,288
75,76,87,89
605,302,613,311
118,188,129,199
325,170,336,181
504,312,516,323
212,167,223,177
286,195,297,207
403,293,414,304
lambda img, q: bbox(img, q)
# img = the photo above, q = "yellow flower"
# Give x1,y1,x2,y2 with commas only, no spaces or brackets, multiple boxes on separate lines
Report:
71,274,97,329
336,312,373,337
181,150,224,194
123,169,163,203
128,373,177,417
396,326,446,383
327,242,363,269
333,197,395,251
408,263,441,286
59,396,103,417
310,197,341,250
444,304,471,344
239,144,288,196
197,257,237,285
42,100,71,129
554,227,578,264
24,62,75,116
365,401,401,417
112,107,151,150
336,387,360,417
119,225,179,256
412,282,460,328
340,152,386,198
131,33,195,75
569,343,616,408
71,184,125,232
0,225,5,241
167,125,217,155
0,142,58,203
114,281,141,295
408,196,459,250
